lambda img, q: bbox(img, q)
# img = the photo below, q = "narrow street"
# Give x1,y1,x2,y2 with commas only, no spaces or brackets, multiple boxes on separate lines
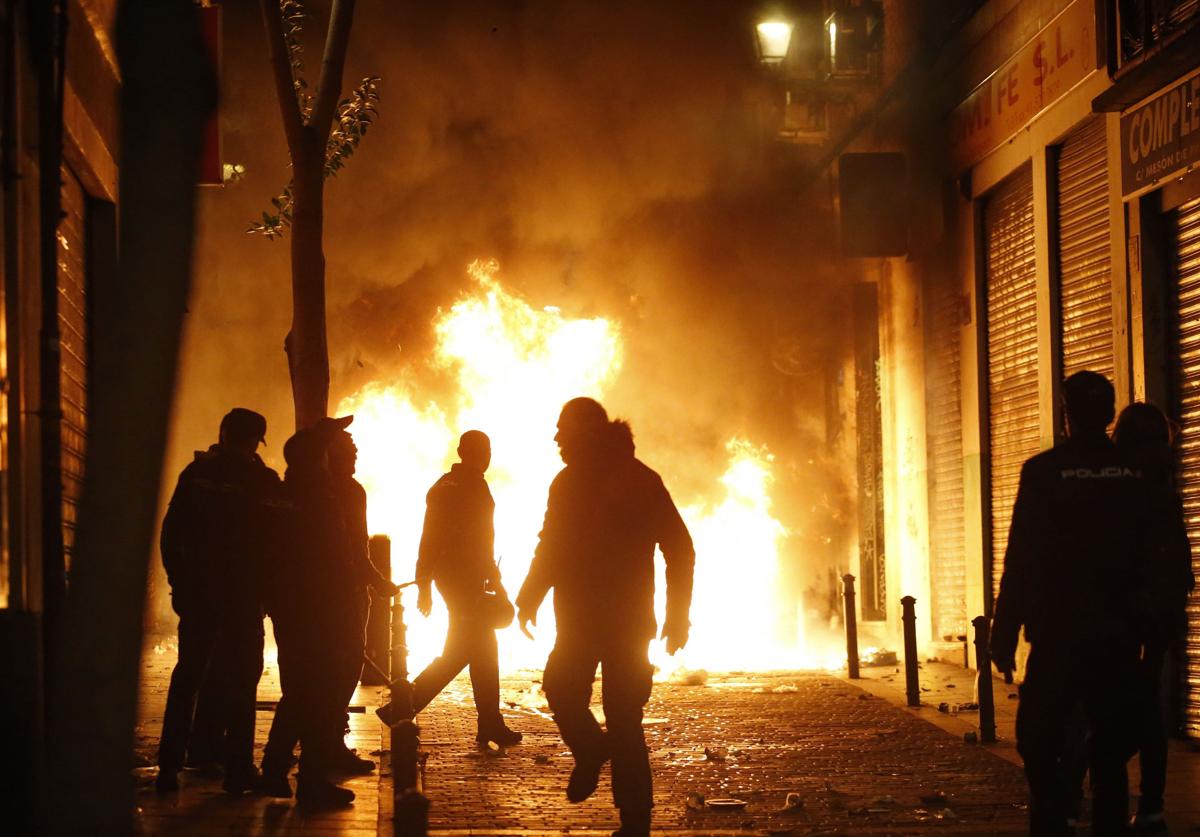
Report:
134,634,1039,835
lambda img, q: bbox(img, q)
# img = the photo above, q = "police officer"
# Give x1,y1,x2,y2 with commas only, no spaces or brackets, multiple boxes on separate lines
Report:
991,371,1151,836
517,398,694,837
321,416,398,772
157,408,279,794
401,430,521,747
259,428,360,808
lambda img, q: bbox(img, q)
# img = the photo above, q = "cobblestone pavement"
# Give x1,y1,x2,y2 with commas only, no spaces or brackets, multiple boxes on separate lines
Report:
139,635,1200,835
419,671,1031,835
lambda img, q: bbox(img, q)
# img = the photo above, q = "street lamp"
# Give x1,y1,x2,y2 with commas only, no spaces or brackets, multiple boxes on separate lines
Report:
755,20,794,65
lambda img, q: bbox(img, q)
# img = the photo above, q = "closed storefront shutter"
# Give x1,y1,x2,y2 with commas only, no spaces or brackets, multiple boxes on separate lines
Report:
1171,196,1200,738
57,165,88,573
985,165,1040,607
925,275,966,642
1057,117,1113,381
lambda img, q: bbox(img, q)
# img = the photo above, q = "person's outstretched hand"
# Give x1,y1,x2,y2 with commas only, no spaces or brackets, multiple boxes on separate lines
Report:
417,585,433,618
518,606,536,640
662,619,690,656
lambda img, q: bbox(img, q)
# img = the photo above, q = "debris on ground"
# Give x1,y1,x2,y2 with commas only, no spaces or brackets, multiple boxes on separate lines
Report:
533,754,551,765
704,746,727,762
668,668,709,686
920,790,949,806
752,683,799,694
705,797,748,810
860,649,898,667
685,792,706,810
868,795,897,807
963,731,978,743
780,792,805,811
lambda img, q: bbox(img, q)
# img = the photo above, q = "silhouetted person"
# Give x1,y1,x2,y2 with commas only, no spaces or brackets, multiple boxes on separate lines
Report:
156,408,279,794
258,428,360,809
517,398,694,837
321,416,398,772
395,430,521,747
1114,402,1195,833
992,371,1151,836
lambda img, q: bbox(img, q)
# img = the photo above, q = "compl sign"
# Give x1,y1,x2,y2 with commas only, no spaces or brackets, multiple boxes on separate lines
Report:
949,0,1096,171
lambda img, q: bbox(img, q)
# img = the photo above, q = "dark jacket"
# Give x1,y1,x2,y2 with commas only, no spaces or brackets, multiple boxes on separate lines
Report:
332,475,392,597
415,463,500,611
1123,443,1195,642
991,432,1152,661
160,444,280,614
516,425,695,642
268,468,361,647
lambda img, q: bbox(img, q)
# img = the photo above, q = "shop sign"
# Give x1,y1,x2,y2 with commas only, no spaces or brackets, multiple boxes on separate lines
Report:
1119,68,1200,198
949,0,1096,170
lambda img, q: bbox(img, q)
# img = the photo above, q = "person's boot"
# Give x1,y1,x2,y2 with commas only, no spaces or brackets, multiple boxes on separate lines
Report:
613,807,651,837
329,744,376,775
476,717,523,749
566,745,609,803
155,767,179,794
256,753,294,798
295,774,355,810
222,764,261,795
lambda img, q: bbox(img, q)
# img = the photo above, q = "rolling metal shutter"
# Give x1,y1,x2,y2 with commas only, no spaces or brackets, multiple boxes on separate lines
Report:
1057,117,1113,381
57,166,88,573
985,165,1040,608
1171,196,1200,738
925,275,966,642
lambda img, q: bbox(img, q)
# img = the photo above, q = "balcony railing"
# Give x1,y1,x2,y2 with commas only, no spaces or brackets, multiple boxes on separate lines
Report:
1117,0,1200,66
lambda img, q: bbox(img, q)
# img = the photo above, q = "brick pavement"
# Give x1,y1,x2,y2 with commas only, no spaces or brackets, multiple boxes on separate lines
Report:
138,634,1200,835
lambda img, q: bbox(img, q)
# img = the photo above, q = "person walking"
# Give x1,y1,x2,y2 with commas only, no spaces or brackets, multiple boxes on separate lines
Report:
389,430,521,748
517,398,695,837
1113,402,1195,833
991,371,1152,836
156,408,279,794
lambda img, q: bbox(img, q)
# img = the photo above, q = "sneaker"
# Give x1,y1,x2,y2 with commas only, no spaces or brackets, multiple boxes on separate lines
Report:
222,765,262,795
330,746,376,775
154,768,179,794
1131,811,1168,834
476,722,523,749
255,771,293,799
566,749,608,803
296,777,355,810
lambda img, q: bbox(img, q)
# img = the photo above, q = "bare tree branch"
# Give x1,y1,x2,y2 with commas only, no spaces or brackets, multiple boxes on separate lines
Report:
260,0,306,152
310,0,356,136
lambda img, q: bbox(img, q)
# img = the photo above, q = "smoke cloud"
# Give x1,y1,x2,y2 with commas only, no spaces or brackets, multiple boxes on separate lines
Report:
163,0,853,626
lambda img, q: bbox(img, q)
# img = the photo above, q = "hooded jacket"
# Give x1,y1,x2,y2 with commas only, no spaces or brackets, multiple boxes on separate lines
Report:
517,422,695,642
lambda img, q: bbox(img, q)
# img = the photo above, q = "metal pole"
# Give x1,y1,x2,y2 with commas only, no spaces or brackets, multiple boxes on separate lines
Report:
362,535,392,685
843,574,860,679
389,590,428,835
972,615,997,743
901,596,919,707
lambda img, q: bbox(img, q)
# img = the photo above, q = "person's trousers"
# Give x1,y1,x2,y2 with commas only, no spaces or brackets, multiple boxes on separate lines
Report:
262,619,348,781
1137,643,1170,814
1017,640,1140,836
543,634,654,817
158,605,264,775
410,610,501,728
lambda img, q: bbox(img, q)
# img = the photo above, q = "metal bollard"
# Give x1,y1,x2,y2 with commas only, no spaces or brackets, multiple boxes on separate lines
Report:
972,615,997,743
362,535,392,685
389,591,428,835
901,596,920,707
843,574,860,679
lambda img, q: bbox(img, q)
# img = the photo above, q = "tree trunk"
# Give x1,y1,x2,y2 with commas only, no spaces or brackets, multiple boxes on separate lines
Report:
46,2,215,831
286,141,330,430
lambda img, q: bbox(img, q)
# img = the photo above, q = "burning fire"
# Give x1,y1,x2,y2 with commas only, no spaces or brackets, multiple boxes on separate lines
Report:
338,261,843,674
